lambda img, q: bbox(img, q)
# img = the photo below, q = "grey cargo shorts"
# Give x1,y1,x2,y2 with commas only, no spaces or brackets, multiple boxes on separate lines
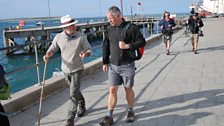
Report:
108,63,135,88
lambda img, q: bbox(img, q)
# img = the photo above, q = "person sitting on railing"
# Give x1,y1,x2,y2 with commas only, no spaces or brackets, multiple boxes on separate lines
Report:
159,11,176,55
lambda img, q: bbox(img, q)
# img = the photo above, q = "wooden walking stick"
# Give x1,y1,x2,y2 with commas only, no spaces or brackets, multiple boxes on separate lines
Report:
38,62,47,125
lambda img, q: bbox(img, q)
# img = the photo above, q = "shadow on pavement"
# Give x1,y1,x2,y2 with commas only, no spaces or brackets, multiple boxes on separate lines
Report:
77,89,224,126
199,45,224,53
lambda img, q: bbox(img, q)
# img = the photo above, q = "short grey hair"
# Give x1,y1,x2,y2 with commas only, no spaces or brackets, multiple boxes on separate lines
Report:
108,6,121,17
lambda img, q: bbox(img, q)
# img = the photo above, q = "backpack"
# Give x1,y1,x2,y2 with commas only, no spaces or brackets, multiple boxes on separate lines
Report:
121,23,144,60
0,65,10,100
0,79,10,100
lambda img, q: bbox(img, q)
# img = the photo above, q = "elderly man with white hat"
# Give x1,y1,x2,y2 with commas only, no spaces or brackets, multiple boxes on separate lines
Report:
43,14,92,126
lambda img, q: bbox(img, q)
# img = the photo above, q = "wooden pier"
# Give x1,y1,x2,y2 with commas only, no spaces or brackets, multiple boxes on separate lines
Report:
2,21,110,55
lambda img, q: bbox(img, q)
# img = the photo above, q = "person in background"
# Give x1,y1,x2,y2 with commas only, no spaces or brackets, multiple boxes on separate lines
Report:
101,6,146,125
0,64,10,126
190,8,195,15
187,12,204,54
43,15,92,126
159,11,176,55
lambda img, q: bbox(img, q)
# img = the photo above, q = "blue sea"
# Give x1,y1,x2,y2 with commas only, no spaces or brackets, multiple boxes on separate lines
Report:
0,13,188,94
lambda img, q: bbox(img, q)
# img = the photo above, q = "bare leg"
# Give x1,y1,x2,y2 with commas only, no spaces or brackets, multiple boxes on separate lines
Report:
108,86,119,111
100,86,118,125
191,34,195,51
167,40,170,51
192,41,195,51
194,41,198,54
125,87,135,108
166,40,171,55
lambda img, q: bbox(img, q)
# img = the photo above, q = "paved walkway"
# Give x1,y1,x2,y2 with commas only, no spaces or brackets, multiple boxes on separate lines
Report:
10,17,224,126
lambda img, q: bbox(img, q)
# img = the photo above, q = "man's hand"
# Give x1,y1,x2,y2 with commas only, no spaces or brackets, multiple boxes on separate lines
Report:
119,41,130,49
160,26,164,29
43,55,49,63
79,51,85,60
43,52,53,63
102,64,109,72
79,50,91,60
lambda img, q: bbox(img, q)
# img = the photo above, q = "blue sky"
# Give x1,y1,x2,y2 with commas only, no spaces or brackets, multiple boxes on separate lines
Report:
0,0,194,19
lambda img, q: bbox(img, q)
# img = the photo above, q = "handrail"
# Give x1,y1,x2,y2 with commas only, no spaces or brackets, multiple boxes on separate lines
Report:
0,43,61,76
0,40,51,51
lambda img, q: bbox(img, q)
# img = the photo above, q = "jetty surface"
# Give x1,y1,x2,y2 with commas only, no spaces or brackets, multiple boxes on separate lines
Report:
8,17,224,126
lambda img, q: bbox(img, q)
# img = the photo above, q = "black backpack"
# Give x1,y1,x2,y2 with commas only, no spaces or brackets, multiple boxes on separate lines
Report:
121,23,144,60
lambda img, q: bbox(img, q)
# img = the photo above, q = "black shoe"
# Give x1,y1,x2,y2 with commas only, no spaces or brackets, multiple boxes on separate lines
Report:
166,51,170,55
194,50,197,54
77,103,86,117
99,116,114,126
65,119,74,126
126,111,135,123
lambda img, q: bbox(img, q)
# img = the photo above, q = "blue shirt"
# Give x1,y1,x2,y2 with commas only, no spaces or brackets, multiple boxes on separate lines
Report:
159,18,176,33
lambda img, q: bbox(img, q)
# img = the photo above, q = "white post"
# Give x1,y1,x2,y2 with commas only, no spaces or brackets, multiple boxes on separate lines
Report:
137,4,139,16
34,40,41,86
120,0,123,17
100,0,102,21
157,18,159,34
48,0,52,26
143,23,145,38
151,18,153,36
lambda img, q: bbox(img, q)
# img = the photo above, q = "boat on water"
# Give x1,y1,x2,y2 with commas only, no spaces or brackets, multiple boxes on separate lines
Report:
190,0,224,18
36,21,45,26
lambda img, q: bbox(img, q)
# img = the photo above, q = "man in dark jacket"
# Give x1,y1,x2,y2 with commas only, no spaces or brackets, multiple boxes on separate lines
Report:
187,12,204,54
101,6,146,125
159,11,176,55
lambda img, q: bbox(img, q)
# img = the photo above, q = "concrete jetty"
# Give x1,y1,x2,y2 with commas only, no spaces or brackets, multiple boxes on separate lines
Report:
5,17,224,126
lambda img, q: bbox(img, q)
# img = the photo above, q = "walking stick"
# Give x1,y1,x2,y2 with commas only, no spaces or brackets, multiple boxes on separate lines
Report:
38,62,48,125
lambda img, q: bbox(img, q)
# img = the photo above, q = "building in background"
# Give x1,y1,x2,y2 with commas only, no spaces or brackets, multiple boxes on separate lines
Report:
190,0,224,17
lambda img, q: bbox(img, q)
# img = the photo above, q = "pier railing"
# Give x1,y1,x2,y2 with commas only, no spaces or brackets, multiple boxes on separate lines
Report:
2,17,167,55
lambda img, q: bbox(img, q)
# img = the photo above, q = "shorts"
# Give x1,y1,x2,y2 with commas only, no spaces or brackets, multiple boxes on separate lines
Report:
190,33,199,43
163,35,172,44
108,63,135,88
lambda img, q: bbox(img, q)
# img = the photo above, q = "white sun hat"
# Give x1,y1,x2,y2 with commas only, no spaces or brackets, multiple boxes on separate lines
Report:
60,14,78,28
